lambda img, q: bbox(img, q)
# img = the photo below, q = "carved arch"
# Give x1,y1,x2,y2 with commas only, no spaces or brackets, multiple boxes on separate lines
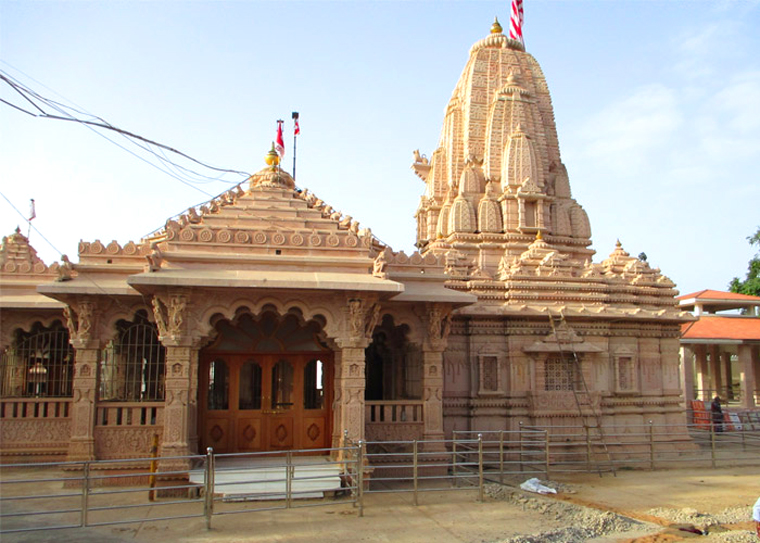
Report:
195,295,340,341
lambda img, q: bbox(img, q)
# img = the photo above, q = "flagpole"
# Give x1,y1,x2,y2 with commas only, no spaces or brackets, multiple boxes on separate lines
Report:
27,198,35,239
276,119,284,176
292,111,299,183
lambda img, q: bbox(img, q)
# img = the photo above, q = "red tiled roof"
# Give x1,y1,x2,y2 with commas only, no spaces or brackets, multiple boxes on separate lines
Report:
681,316,760,341
677,289,760,302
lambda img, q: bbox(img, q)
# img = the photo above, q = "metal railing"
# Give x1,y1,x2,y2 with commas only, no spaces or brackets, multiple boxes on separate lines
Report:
0,445,362,535
1,423,758,535
692,388,758,405
520,422,760,474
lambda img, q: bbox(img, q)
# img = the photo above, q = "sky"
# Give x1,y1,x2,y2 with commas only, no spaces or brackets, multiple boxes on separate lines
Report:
1,0,759,298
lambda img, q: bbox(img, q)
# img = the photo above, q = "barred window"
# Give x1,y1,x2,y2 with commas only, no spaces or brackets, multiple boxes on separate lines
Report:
100,312,165,401
0,321,73,398
544,355,577,391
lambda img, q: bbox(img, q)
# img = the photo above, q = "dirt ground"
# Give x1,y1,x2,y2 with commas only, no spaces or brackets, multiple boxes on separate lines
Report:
2,465,758,543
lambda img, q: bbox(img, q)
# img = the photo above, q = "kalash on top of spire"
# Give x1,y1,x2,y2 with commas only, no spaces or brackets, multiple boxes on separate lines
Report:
413,11,593,276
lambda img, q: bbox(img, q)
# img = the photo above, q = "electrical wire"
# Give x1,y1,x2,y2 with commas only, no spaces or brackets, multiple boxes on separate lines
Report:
0,69,250,188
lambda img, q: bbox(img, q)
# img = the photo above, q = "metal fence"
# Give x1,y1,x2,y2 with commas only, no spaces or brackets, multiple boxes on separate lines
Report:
452,423,760,476
1,423,758,535
0,445,362,535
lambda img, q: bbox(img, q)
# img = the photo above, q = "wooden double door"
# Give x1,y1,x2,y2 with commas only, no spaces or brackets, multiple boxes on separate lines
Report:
199,353,333,453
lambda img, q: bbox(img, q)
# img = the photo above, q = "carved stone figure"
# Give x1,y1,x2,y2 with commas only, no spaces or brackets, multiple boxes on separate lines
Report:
56,255,74,282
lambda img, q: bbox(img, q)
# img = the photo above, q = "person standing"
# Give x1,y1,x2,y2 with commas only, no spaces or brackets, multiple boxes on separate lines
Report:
753,496,760,539
710,396,723,433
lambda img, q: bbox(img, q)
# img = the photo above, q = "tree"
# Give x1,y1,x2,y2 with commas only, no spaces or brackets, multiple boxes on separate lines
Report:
728,227,760,297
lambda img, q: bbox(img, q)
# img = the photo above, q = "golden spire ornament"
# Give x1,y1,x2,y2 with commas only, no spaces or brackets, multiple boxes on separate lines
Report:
491,17,503,34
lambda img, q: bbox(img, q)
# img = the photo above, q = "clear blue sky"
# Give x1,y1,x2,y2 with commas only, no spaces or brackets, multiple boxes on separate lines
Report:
1,0,758,297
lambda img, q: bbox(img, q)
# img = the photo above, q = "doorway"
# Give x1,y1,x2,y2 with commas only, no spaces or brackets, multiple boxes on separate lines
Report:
198,311,333,454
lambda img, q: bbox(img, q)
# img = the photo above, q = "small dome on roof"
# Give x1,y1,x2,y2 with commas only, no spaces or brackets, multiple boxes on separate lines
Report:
248,165,295,190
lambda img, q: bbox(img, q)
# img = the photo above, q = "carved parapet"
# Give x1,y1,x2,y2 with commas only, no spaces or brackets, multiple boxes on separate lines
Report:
77,239,149,265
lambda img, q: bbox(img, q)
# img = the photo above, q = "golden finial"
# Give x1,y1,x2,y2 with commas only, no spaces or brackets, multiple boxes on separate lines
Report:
536,230,543,241
265,142,280,169
491,17,503,34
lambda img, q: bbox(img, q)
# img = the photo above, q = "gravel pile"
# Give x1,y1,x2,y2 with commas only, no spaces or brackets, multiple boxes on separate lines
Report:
707,533,758,543
647,505,753,526
646,505,757,543
485,483,647,543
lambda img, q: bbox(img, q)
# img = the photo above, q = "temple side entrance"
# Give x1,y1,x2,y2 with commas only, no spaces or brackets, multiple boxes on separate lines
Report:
198,311,333,454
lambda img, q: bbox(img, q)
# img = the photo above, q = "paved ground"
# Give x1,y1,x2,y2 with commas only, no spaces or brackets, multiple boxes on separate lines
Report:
2,465,758,542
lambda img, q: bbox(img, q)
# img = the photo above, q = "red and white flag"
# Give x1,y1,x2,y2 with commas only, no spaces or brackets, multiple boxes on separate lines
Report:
509,0,524,46
275,120,285,157
29,199,36,221
294,118,300,136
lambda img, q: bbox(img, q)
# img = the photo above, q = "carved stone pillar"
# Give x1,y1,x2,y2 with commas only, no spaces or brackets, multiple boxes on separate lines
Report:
420,303,452,451
721,351,733,401
694,345,709,400
335,343,367,444
162,345,198,464
680,346,695,410
709,345,723,396
152,291,198,471
64,302,100,462
738,344,756,409
333,296,380,447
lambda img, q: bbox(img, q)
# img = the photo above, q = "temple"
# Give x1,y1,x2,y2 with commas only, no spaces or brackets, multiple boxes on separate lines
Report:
1,20,696,466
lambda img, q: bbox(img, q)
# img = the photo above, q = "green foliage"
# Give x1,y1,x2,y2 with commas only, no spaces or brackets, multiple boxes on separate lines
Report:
729,227,760,297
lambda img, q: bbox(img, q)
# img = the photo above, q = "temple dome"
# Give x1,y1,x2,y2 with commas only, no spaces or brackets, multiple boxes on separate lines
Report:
414,20,594,268
248,165,296,190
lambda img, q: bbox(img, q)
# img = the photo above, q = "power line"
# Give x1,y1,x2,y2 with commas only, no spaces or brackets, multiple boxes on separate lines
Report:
0,69,250,189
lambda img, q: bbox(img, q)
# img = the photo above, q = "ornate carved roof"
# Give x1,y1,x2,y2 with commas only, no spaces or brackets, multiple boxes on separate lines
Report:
0,228,64,308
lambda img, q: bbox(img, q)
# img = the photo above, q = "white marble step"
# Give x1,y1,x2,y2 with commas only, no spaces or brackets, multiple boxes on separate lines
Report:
188,456,344,500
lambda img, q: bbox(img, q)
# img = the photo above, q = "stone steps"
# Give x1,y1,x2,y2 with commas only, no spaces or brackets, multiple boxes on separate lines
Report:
188,456,343,501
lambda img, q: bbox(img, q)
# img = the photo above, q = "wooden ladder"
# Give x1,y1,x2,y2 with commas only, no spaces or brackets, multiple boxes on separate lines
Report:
548,311,616,477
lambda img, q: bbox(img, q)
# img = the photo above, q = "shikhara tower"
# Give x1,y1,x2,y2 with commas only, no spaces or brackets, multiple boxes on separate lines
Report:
415,19,592,272
411,20,689,437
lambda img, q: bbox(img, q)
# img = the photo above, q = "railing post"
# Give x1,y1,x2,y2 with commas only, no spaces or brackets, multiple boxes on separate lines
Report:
710,420,716,469
648,420,655,471
413,439,419,506
477,433,484,503
518,421,524,473
286,451,293,509
544,430,550,480
741,427,746,452
499,430,505,483
80,462,90,528
452,434,458,488
584,425,592,473
357,440,365,518
148,433,159,501
204,447,215,530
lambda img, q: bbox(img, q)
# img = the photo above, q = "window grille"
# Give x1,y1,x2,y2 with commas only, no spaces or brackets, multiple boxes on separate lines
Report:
100,313,165,401
544,355,577,391
0,321,73,398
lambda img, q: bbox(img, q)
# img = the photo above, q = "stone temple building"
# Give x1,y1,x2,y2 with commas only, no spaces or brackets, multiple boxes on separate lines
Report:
0,20,691,465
